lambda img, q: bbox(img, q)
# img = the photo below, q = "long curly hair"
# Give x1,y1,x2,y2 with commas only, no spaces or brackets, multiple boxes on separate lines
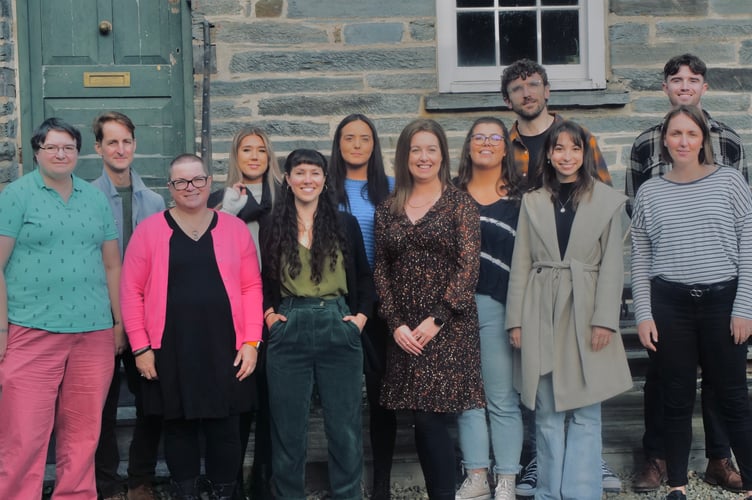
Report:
329,114,391,211
455,116,526,200
263,149,348,284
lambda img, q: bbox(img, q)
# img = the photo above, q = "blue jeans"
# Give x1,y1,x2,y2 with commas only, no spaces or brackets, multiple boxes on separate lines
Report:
457,295,523,475
535,374,601,500
266,297,364,500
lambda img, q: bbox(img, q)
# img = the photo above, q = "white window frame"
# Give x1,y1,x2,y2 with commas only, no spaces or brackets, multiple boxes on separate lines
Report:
436,0,606,93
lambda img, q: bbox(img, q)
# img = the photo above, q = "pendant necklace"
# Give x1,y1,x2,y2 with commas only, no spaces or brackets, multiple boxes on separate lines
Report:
557,192,574,213
173,210,208,241
298,217,313,247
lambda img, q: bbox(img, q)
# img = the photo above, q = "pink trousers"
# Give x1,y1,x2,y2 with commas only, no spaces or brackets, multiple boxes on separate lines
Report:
0,325,114,500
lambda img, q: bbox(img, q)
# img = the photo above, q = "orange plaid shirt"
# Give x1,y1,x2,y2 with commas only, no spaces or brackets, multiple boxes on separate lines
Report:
508,113,612,186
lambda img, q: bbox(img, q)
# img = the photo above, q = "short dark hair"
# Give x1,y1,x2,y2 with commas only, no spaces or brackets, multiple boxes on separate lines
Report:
501,59,549,101
663,54,707,81
92,111,136,143
30,117,82,163
168,153,208,177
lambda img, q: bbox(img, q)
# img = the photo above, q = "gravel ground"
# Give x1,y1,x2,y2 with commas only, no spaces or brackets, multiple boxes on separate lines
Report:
41,470,744,499
303,470,745,499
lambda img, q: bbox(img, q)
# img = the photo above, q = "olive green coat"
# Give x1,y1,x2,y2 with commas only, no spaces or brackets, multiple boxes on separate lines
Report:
506,182,632,412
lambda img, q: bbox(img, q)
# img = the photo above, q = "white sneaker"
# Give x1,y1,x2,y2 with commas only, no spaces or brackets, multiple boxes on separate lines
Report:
493,475,515,500
455,471,491,500
515,456,537,496
601,459,622,492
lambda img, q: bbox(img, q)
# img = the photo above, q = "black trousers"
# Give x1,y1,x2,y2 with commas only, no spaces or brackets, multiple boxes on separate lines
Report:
362,313,397,494
649,278,752,489
96,350,163,496
414,411,456,500
163,415,241,483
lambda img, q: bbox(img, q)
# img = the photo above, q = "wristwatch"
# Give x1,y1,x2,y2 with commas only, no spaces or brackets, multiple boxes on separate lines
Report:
433,316,445,329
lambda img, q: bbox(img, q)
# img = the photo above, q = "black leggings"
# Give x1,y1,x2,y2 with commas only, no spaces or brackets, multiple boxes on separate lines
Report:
414,411,456,500
163,415,240,483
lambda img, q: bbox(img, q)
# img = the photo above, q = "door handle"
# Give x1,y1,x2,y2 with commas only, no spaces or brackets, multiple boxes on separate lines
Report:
99,20,113,35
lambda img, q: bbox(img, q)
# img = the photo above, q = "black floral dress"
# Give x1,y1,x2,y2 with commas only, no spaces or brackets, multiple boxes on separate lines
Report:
374,185,485,412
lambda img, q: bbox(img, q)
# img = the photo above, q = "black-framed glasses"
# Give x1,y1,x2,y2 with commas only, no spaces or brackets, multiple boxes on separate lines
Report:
471,133,504,146
168,176,209,190
39,144,78,155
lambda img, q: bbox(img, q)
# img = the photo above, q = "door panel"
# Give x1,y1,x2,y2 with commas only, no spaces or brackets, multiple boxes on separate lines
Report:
21,0,193,188
114,1,176,65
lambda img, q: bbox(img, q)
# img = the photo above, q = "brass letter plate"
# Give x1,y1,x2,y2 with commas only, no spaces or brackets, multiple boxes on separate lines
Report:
83,72,131,87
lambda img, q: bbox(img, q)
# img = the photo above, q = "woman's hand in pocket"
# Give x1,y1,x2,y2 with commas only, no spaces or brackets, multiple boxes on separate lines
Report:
343,312,367,333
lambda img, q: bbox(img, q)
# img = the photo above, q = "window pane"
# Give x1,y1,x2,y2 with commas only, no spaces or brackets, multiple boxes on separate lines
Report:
499,0,536,6
499,11,536,65
457,0,493,6
542,0,579,5
457,12,496,66
541,10,580,64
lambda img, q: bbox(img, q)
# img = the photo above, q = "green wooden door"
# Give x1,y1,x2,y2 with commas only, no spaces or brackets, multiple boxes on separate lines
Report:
18,0,194,190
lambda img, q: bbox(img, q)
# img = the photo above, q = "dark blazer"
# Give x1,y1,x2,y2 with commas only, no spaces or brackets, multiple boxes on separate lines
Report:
262,212,375,318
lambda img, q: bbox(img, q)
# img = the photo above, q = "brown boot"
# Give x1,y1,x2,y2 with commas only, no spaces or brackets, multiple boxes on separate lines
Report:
127,484,156,500
632,458,666,492
704,457,743,492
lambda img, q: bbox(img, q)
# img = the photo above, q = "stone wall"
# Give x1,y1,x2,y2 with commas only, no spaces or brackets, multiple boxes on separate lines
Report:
190,0,752,190
0,0,18,185
2,1,749,188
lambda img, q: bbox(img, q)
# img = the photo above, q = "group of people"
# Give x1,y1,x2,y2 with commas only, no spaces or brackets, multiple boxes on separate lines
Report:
0,53,750,500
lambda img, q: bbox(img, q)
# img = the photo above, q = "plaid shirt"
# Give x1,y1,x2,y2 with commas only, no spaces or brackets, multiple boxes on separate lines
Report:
508,113,612,187
626,109,748,215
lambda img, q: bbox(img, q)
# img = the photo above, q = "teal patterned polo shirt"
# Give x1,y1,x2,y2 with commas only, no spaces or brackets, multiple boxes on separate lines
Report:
0,169,118,333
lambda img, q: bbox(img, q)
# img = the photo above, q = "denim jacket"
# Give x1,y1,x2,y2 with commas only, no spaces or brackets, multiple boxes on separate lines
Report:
91,168,166,258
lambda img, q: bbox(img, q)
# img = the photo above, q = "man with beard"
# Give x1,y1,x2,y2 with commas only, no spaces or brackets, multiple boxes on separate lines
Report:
499,59,618,497
501,59,611,186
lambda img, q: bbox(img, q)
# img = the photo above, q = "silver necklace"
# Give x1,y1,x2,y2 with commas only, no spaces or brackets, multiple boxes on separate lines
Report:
557,192,574,213
172,210,210,240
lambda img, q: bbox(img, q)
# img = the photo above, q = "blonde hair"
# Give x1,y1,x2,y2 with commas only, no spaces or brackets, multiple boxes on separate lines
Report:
226,127,282,201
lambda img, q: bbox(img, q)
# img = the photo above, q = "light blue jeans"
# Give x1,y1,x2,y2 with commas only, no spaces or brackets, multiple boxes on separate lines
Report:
457,295,523,475
535,374,602,500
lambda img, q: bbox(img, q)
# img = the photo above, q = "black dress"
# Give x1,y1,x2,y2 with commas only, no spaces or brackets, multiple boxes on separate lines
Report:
141,211,255,419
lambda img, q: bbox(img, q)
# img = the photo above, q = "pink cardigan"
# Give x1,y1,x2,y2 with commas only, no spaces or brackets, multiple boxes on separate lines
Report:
121,210,263,351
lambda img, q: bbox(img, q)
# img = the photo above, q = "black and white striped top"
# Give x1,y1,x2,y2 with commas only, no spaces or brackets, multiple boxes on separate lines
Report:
631,167,752,322
477,197,520,304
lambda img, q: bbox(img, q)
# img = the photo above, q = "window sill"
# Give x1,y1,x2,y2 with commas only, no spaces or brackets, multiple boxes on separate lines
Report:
424,89,630,112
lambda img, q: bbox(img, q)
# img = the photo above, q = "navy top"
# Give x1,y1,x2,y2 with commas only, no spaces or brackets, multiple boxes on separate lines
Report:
477,197,520,304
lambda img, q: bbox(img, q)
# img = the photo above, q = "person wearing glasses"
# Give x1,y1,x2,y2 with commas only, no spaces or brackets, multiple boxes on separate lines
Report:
500,59,620,495
453,117,526,500
501,59,611,188
120,154,263,499
0,118,122,499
